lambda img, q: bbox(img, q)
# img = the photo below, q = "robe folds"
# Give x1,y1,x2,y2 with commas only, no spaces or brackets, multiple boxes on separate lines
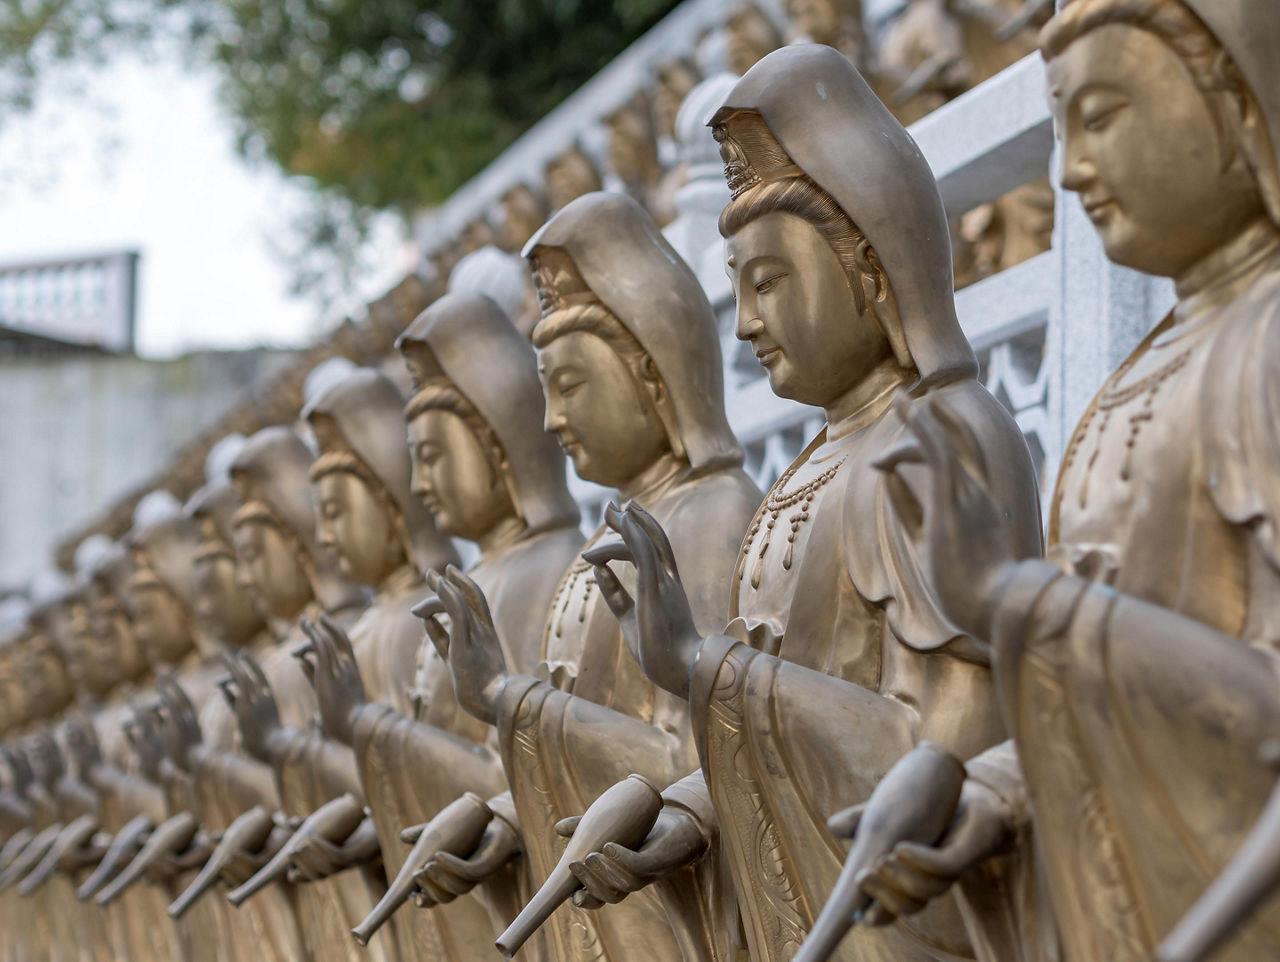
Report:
493,466,763,962
681,380,1042,962
964,259,1280,962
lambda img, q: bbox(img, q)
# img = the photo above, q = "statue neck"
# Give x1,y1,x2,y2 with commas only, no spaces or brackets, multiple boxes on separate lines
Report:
375,561,422,598
824,357,912,440
617,450,687,505
476,513,528,557
1174,217,1280,323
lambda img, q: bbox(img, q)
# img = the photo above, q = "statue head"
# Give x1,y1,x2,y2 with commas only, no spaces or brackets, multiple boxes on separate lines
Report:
524,192,741,493
1042,0,1280,278
397,292,579,545
605,92,662,192
544,144,604,211
653,58,702,141
494,184,551,254
13,628,73,725
85,541,151,685
786,0,863,61
124,510,205,667
304,367,458,586
710,45,976,415
726,5,783,76
230,427,366,621
186,475,266,651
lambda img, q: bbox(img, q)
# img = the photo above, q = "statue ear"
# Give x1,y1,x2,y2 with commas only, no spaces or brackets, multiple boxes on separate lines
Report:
858,249,913,371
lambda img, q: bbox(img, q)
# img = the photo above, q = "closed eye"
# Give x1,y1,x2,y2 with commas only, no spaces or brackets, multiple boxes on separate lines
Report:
755,273,787,295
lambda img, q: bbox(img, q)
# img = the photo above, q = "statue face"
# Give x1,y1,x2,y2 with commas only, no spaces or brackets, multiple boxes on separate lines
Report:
127,582,191,666
787,0,843,41
88,581,147,682
727,210,890,410
232,520,312,620
67,597,117,697
408,409,513,543
193,519,262,649
538,331,671,489
313,471,402,587
1048,24,1265,278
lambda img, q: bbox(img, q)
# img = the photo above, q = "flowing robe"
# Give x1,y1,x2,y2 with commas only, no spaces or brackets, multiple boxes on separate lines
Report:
351,526,584,961
966,258,1280,962
253,604,396,962
676,381,1040,962
493,466,762,962
192,633,312,962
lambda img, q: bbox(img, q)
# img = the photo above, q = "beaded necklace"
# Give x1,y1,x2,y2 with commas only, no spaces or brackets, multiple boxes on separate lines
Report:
740,456,847,590
1061,342,1193,510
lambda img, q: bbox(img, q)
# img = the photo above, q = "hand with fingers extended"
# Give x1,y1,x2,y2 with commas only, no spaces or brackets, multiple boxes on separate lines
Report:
557,804,708,909
827,777,1014,926
583,502,703,699
219,652,286,765
288,813,380,882
417,565,509,727
872,395,1018,639
296,613,368,745
410,812,519,906
125,700,168,782
154,675,203,771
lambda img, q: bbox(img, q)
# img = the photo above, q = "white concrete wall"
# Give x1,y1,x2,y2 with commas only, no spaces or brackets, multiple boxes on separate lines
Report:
0,348,293,591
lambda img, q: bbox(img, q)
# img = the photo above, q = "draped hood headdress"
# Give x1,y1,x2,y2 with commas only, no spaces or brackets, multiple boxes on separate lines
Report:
709,44,978,384
523,191,743,474
230,426,366,613
396,292,580,534
303,367,459,575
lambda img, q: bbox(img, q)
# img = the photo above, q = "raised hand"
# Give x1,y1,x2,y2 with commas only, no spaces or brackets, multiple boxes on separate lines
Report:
296,613,368,745
873,395,1017,639
559,805,707,909
124,700,167,782
417,566,509,727
220,652,284,764
583,502,702,699
412,814,518,905
154,675,203,771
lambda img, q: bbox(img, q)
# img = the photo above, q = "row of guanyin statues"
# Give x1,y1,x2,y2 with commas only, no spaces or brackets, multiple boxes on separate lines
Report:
3,4,1280,961
441,0,1054,295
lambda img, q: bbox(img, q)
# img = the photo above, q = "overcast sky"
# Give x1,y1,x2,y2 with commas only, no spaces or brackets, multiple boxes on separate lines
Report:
0,51,411,358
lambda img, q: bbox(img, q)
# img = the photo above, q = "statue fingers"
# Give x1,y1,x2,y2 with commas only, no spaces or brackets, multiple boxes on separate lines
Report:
625,502,680,580
826,803,866,839
241,652,273,694
590,563,635,625
318,611,359,667
867,852,953,906
580,539,634,569
399,824,425,845
601,840,669,881
553,815,582,839
420,613,451,661
422,856,483,895
891,840,972,882
854,871,927,925
412,869,457,905
444,565,496,627
572,888,607,910
569,856,633,905
578,849,645,900
291,641,318,684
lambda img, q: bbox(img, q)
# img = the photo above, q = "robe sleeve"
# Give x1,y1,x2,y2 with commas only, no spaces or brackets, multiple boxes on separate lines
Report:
1204,293,1280,649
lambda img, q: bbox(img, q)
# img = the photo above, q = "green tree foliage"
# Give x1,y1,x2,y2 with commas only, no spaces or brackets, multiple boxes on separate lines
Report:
3,0,681,211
